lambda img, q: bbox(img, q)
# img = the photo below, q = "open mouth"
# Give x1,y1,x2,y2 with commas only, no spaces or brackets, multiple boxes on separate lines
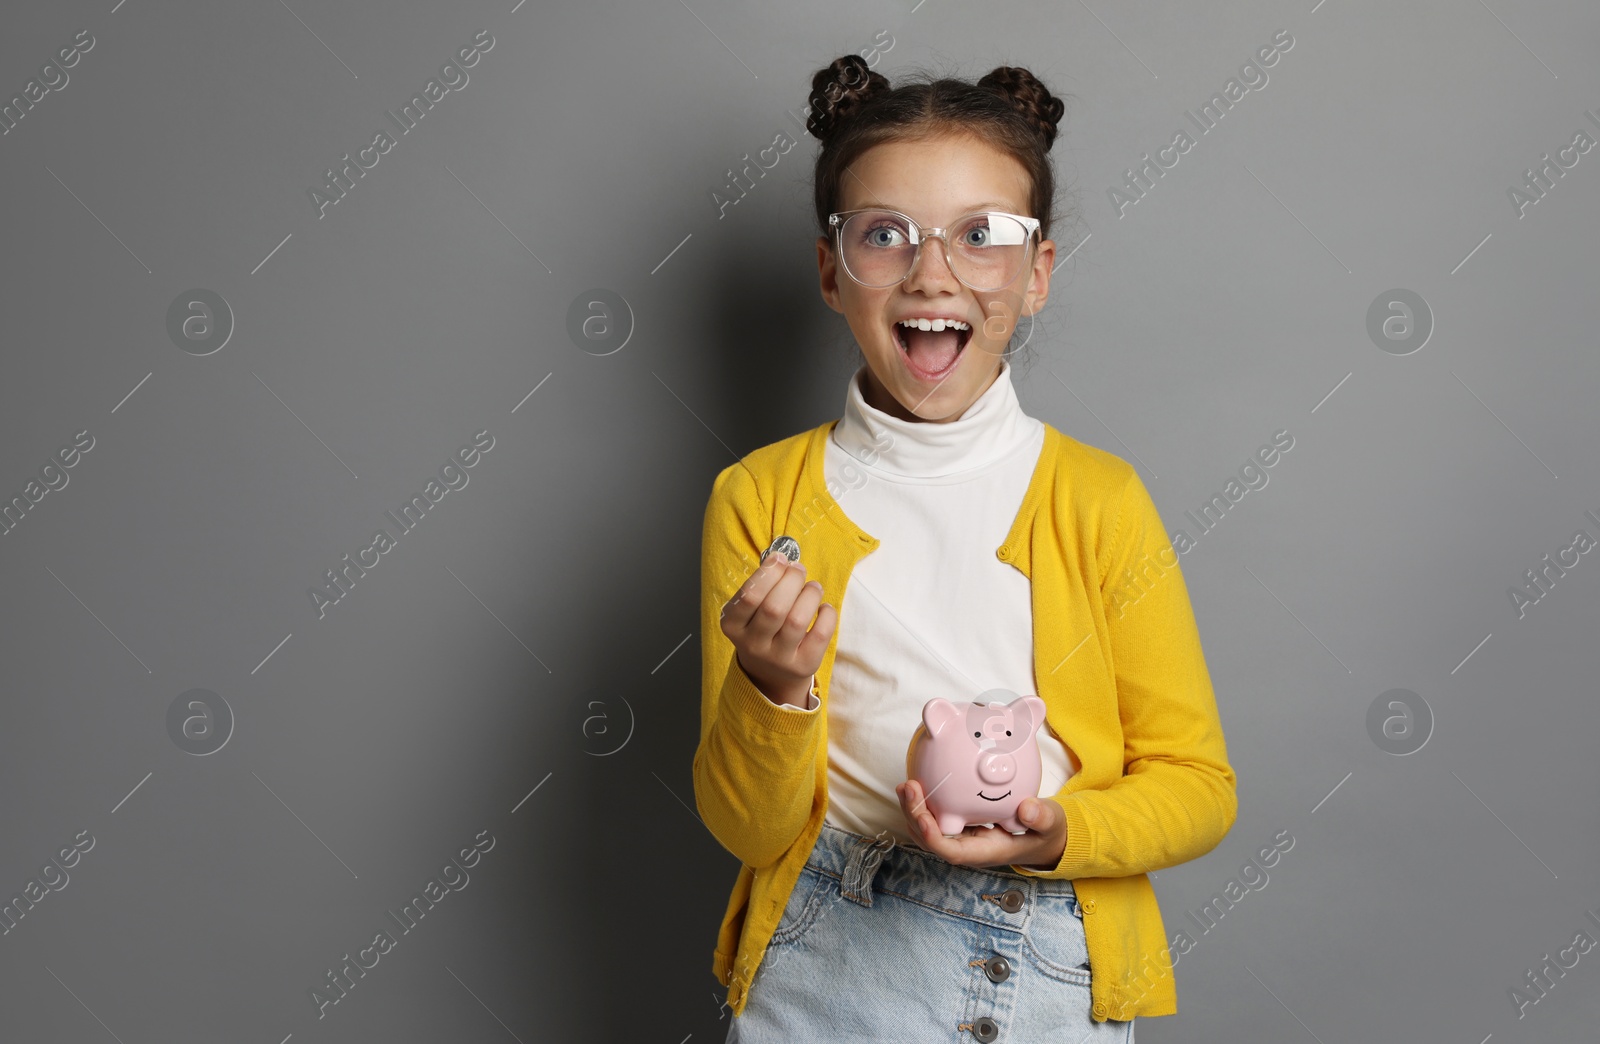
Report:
894,318,972,382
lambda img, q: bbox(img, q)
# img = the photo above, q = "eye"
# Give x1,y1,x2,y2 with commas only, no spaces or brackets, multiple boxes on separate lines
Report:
954,214,998,248
861,221,908,248
1005,730,1011,736
974,731,981,737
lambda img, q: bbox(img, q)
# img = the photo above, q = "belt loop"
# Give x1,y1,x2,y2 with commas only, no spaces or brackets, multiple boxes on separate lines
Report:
839,832,895,907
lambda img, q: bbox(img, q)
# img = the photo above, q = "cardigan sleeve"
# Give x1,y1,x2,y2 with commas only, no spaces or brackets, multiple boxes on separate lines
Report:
692,462,824,871
1013,468,1237,879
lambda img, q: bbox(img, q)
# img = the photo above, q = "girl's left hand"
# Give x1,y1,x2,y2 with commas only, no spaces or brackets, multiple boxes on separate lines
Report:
896,779,1067,872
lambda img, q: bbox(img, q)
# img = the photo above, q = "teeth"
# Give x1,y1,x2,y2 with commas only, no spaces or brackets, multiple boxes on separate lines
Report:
897,318,970,332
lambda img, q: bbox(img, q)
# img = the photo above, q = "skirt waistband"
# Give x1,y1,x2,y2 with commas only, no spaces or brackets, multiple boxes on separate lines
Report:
804,821,1081,930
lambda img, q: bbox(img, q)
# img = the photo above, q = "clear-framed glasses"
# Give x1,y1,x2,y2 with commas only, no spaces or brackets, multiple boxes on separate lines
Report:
828,207,1041,292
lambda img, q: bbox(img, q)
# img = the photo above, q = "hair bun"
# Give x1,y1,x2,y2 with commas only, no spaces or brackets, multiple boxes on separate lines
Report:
805,55,891,143
977,66,1066,149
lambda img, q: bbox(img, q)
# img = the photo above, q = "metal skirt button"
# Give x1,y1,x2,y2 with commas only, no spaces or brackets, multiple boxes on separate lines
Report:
970,1015,1000,1042
998,888,1024,913
983,954,1011,983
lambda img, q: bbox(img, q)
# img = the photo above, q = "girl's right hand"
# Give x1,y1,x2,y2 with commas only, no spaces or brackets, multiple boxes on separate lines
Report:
720,553,837,707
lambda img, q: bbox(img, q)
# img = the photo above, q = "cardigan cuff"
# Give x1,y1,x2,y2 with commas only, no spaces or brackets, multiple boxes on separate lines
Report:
722,662,821,733
1008,795,1092,878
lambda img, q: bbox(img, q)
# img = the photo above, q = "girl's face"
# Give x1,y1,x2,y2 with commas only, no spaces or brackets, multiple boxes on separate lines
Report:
817,131,1056,424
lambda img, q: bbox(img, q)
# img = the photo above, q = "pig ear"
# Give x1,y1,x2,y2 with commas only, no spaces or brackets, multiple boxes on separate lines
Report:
924,698,962,737
1021,695,1048,731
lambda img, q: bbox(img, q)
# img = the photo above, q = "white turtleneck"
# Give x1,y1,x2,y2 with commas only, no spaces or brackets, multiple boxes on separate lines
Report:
803,358,1077,847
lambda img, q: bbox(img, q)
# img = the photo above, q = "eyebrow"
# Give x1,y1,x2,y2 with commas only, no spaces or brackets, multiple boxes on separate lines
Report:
865,200,1025,218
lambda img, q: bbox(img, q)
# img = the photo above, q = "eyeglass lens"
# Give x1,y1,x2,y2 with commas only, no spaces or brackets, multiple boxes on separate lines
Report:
837,210,1034,291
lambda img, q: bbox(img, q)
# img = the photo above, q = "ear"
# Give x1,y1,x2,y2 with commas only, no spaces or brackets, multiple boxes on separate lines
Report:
1022,695,1048,732
923,698,961,737
817,235,844,314
1023,236,1055,317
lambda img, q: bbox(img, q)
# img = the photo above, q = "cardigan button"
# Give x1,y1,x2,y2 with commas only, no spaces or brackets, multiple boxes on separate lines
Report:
983,954,1011,983
1092,1000,1109,1018
1081,898,1096,914
998,889,1024,913
971,1015,1000,1041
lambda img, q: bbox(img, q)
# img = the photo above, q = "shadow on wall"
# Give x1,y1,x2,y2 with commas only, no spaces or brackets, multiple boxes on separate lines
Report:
705,205,861,453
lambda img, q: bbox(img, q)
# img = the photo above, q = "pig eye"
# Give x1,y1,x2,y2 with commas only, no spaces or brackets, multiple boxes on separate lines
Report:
973,731,981,737
1005,730,1011,736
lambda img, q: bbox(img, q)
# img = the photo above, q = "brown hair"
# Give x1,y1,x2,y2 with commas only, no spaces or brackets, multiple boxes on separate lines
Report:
804,55,1071,242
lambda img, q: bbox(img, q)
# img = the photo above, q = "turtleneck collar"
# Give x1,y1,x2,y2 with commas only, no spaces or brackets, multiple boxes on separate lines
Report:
830,358,1041,479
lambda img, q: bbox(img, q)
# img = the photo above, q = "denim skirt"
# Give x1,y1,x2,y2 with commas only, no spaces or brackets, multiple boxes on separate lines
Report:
725,822,1135,1044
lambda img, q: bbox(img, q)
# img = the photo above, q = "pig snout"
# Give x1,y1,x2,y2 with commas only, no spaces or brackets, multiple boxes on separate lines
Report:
977,752,1017,786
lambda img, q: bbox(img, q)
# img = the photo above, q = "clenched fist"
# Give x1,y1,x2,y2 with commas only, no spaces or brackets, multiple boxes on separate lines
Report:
720,550,836,708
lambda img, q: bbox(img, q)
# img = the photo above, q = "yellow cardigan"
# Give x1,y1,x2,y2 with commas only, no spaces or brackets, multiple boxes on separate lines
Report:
694,417,1237,1022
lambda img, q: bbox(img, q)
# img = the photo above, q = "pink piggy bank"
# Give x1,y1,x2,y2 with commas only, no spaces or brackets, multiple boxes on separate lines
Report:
905,689,1049,837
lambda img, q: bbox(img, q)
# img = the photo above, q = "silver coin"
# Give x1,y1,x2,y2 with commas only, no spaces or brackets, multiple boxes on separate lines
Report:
760,535,800,564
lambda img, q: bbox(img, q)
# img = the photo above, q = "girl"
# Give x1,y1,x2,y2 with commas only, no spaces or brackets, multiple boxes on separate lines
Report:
694,54,1237,1042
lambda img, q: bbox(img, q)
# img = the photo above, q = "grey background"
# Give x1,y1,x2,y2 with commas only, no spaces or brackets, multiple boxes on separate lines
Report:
1,0,1597,1041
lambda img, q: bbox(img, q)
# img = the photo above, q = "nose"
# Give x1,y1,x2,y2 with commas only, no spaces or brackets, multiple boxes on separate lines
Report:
977,752,1017,786
901,234,962,293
